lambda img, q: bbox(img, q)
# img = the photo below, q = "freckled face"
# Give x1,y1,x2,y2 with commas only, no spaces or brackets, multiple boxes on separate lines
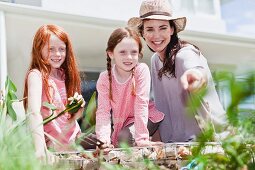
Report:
108,37,139,73
143,19,174,54
42,34,66,69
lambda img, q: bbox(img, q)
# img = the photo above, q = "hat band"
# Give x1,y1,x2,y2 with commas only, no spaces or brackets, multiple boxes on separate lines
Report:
140,11,171,18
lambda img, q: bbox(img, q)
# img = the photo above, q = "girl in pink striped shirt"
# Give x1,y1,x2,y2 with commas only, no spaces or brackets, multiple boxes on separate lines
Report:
96,27,164,149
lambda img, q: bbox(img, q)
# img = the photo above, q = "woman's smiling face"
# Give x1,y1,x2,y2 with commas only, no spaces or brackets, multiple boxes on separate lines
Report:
142,19,174,54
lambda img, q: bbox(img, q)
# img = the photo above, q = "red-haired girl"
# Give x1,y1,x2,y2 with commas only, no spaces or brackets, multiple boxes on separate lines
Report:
23,24,83,160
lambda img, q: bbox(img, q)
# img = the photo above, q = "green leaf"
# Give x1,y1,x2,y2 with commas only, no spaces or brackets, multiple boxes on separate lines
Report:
43,102,57,111
84,91,97,126
4,77,18,121
6,76,17,92
7,102,17,120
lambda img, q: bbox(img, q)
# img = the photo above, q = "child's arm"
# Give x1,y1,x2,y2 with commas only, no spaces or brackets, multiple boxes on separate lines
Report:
133,63,151,146
95,73,112,145
27,71,48,159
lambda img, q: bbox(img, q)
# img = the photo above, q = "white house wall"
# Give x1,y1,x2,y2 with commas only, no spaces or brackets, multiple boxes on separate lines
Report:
0,2,255,98
0,10,7,90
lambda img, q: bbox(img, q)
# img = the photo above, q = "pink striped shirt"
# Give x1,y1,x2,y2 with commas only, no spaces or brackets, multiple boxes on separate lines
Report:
33,70,81,151
96,63,164,146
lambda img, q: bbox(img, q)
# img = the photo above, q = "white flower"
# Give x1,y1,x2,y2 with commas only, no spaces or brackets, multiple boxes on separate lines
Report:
73,92,79,99
67,96,75,105
67,92,85,107
80,98,85,107
44,92,85,125
76,94,83,101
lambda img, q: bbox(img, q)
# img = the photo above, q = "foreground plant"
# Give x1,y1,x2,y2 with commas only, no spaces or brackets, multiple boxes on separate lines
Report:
0,77,58,170
43,92,85,125
186,71,255,170
80,91,97,132
0,77,19,121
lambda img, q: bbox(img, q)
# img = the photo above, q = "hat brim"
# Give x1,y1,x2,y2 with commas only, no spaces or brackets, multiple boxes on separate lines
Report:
128,16,186,33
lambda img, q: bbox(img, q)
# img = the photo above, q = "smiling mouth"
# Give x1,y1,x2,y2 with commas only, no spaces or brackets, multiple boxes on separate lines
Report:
152,40,163,45
123,62,133,65
51,59,61,62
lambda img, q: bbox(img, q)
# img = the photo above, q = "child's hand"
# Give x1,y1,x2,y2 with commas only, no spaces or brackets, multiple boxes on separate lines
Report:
98,143,114,155
66,107,84,122
67,92,86,113
66,92,86,121
43,92,85,125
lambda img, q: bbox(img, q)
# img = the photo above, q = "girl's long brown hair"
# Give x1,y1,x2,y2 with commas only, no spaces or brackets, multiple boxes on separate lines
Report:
106,27,143,100
23,24,81,109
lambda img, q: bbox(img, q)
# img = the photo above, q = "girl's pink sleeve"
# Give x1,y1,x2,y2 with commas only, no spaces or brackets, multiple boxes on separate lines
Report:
95,72,112,144
133,63,150,145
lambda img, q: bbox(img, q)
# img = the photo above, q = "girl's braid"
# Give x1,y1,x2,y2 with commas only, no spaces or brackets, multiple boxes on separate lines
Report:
107,56,113,100
131,67,136,96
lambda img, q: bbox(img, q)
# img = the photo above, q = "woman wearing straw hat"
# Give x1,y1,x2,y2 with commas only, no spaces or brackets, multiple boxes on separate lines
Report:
128,0,226,143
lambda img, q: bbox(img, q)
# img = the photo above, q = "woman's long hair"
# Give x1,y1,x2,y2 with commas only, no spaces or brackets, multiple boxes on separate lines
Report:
106,27,143,100
23,24,81,109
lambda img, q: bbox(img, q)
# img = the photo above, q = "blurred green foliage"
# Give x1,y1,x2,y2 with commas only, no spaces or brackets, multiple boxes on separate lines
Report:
188,71,255,170
1,71,254,169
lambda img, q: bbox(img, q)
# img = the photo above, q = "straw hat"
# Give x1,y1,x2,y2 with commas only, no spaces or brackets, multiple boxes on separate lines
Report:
128,0,186,33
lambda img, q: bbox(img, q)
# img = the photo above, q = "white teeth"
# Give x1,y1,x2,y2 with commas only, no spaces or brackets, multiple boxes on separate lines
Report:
51,59,61,62
153,41,162,45
123,62,132,65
